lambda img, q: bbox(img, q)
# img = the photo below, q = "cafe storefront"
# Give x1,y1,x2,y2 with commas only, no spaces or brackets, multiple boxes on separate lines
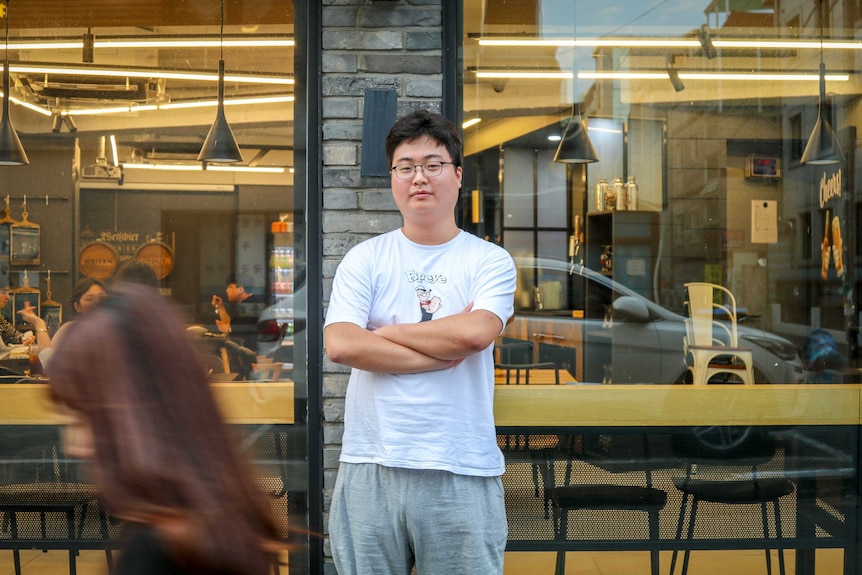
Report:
454,0,862,574
0,1,317,574
0,0,858,574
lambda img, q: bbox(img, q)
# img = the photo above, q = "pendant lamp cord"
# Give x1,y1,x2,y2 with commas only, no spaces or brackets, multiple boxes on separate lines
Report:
819,0,824,67
220,0,225,62
5,1,9,70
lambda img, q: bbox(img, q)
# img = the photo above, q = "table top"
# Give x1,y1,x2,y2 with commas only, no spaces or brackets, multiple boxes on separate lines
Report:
493,384,862,427
0,382,295,425
495,367,575,385
0,380,858,428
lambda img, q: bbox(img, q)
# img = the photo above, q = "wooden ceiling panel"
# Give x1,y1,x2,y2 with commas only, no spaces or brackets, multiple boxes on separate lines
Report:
8,0,293,30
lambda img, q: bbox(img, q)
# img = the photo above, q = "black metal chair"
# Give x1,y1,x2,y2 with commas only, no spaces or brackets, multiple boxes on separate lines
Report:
495,361,559,385
0,426,115,575
545,434,668,575
669,427,795,575
494,337,533,365
495,360,561,515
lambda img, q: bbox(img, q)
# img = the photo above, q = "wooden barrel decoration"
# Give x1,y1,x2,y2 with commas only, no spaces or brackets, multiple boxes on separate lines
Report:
135,241,174,280
79,241,119,280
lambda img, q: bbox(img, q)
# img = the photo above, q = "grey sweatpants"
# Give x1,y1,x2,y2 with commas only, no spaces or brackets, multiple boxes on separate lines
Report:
329,462,507,575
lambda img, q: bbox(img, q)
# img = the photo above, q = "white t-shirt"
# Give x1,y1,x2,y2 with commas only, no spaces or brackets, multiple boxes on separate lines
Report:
324,229,516,476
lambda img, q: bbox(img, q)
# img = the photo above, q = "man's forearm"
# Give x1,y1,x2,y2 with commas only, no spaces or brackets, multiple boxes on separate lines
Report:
374,310,502,361
325,322,457,374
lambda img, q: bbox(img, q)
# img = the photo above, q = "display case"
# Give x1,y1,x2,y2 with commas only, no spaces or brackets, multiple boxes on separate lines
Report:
269,222,294,306
260,220,295,365
584,211,659,383
586,211,658,300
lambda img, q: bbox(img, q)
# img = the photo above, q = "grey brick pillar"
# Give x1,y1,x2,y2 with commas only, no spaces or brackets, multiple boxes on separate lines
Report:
320,1,444,570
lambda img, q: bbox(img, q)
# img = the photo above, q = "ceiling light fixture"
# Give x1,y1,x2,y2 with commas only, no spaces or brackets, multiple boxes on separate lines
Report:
122,162,203,172
12,64,294,85
477,36,862,51
667,56,685,91
197,0,242,164
4,35,294,51
579,71,849,82
0,0,28,166
109,135,119,166
475,69,851,82
697,24,718,59
667,68,685,92
47,94,295,117
82,28,94,63
206,165,286,173
554,108,598,163
554,15,597,164
802,0,843,165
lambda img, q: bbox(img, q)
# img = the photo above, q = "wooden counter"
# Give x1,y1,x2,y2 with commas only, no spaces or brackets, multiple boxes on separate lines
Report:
0,382,295,425
494,384,862,427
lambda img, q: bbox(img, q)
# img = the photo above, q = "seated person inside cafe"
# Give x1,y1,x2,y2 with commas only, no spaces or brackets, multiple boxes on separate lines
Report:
18,277,107,369
113,258,160,289
211,273,265,378
0,284,33,347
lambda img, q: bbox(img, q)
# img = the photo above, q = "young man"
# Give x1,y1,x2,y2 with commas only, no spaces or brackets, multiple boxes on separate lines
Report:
211,273,264,338
324,109,516,575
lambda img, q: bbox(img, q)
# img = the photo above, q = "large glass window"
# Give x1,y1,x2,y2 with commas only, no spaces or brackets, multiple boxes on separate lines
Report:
466,1,861,572
0,2,308,573
462,0,862,385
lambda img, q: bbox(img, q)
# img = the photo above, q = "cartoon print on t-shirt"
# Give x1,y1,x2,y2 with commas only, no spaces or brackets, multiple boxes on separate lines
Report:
416,286,442,322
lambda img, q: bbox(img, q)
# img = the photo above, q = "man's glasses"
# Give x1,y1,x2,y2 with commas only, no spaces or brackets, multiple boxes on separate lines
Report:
390,161,455,180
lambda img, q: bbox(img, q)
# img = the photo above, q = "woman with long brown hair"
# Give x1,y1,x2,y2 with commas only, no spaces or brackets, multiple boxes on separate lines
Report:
47,283,283,575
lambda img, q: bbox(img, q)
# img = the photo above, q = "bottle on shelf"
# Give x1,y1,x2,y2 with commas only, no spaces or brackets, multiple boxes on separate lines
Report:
626,176,638,210
595,178,608,212
612,177,626,211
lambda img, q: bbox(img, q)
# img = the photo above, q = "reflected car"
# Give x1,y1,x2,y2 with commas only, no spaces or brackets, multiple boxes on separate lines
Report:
504,257,803,384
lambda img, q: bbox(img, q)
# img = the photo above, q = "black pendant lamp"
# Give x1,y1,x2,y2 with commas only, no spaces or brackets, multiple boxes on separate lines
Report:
801,0,842,165
554,21,597,164
554,105,598,164
0,0,28,166
198,0,242,164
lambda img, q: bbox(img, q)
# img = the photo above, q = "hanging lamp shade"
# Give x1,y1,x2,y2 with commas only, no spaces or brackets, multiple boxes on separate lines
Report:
553,108,598,164
197,0,242,164
0,0,28,167
197,59,242,163
801,62,842,165
802,0,841,166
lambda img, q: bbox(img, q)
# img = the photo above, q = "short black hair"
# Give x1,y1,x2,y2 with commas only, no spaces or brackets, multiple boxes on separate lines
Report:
114,259,159,288
385,109,463,168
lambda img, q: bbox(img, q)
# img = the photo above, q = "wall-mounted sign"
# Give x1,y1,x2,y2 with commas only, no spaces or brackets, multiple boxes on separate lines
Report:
745,155,781,180
136,240,174,280
751,200,777,244
79,241,119,280
10,202,40,266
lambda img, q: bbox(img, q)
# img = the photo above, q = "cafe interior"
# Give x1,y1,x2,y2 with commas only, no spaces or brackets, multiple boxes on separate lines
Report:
0,0,858,573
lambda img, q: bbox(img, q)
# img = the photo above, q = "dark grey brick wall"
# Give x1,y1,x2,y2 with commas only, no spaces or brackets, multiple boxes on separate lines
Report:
320,0,443,570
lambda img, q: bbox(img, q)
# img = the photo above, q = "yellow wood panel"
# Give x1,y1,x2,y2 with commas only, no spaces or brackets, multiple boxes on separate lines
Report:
0,382,295,425
494,384,862,427
211,382,295,424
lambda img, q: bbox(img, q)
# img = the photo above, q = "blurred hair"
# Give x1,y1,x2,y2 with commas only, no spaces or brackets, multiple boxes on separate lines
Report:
48,284,282,574
114,259,159,289
70,278,106,316
385,108,463,168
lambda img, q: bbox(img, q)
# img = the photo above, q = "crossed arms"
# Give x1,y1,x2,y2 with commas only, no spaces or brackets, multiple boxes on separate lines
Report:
324,306,503,374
